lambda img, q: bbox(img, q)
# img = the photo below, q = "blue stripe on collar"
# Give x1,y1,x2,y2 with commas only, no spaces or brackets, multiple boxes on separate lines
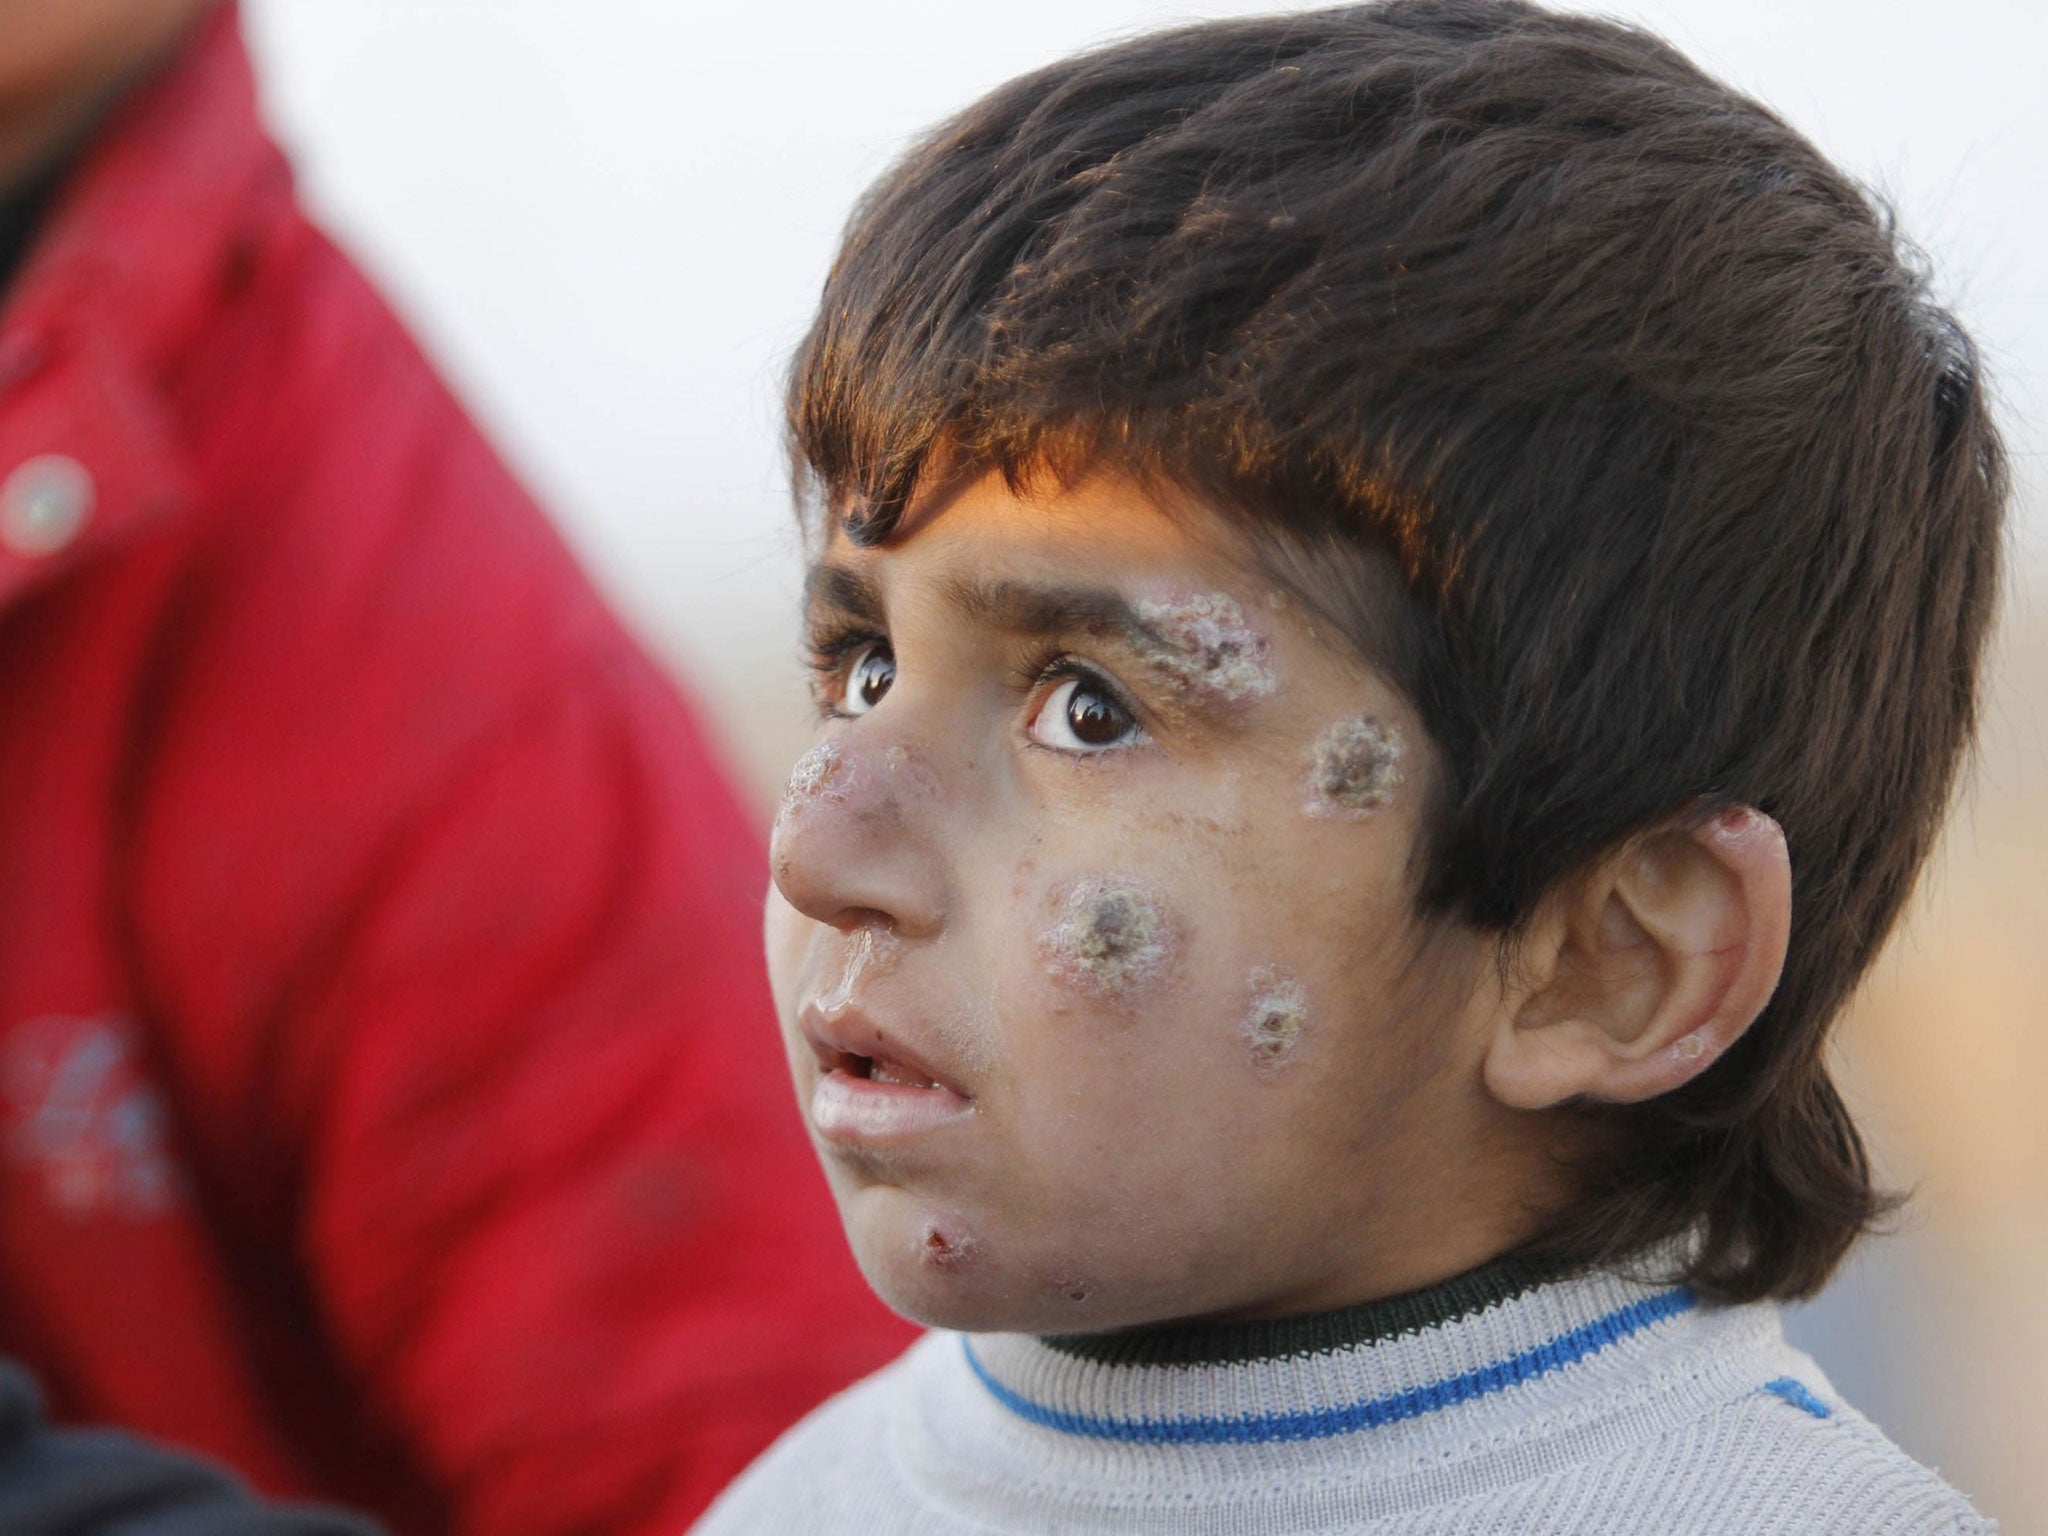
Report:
964,1287,1697,1445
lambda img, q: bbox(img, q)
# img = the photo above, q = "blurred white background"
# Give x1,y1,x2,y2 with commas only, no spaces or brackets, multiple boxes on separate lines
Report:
239,1,2046,1524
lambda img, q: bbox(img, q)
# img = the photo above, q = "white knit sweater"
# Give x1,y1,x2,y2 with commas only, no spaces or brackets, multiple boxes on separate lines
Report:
693,1257,1990,1534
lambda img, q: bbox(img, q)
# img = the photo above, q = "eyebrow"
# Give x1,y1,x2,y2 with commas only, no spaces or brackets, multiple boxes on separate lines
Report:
804,562,885,628
804,562,1170,652
941,574,1172,649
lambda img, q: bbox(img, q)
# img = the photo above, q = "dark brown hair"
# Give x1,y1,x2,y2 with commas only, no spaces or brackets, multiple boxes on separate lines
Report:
787,0,2007,1300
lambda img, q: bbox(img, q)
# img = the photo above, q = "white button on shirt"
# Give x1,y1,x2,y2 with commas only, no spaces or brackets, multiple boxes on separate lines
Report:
0,454,94,557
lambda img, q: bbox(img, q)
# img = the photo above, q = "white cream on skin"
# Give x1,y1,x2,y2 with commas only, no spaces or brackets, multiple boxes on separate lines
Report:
1242,966,1309,1068
1134,590,1277,704
783,739,852,809
1038,877,1178,1001
1305,715,1404,817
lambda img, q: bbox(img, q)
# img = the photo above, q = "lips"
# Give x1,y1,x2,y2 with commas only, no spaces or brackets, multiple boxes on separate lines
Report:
800,1005,975,1147
849,1053,940,1089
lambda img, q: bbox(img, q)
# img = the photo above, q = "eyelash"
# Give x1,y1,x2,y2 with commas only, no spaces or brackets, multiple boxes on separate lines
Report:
804,623,883,718
803,626,1148,742
1013,647,1145,731
804,622,876,672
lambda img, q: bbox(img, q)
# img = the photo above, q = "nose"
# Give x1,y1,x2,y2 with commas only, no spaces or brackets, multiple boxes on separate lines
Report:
769,735,950,937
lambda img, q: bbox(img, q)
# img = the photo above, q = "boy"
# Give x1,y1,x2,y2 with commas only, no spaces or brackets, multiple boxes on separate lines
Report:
700,0,2002,1531
0,2,911,1531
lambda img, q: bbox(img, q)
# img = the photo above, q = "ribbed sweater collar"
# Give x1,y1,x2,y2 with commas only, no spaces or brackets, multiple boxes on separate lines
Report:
961,1253,1696,1446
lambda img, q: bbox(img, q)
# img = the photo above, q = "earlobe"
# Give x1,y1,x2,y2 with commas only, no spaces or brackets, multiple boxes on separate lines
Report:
1484,806,1791,1110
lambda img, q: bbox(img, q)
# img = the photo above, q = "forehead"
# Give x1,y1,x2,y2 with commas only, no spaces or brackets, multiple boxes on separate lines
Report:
808,470,1254,610
806,469,1418,698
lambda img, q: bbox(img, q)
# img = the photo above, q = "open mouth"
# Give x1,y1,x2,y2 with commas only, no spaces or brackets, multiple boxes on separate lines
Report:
804,1018,975,1145
835,1050,941,1091
800,1001,975,1145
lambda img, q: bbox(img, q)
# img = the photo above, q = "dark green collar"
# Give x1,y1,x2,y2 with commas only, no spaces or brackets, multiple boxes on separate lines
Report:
1039,1250,1574,1367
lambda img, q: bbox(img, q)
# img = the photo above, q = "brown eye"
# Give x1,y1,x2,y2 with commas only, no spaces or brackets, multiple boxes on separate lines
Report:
839,642,895,715
1029,675,1144,753
1067,686,1127,745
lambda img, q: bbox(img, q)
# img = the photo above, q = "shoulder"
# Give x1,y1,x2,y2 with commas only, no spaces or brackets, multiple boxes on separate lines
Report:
1557,1353,1995,1535
691,1338,937,1536
1713,1383,1992,1534
1404,1301,1993,1535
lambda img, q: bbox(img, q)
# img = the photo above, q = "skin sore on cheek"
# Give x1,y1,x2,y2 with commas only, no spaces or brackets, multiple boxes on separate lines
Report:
1242,966,1308,1068
1305,716,1404,817
1133,591,1277,704
1039,878,1178,1001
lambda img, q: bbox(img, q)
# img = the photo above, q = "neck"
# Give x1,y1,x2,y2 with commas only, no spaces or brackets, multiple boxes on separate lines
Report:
1037,1247,1576,1368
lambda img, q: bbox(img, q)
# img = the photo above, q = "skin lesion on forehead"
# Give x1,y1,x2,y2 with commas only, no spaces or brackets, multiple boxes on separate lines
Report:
948,575,1281,712
1132,590,1277,704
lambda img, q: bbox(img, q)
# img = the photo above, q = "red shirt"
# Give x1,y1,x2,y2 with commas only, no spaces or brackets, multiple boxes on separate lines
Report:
0,11,912,1533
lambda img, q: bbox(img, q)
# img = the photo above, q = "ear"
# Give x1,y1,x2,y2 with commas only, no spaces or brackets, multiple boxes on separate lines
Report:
1483,806,1790,1109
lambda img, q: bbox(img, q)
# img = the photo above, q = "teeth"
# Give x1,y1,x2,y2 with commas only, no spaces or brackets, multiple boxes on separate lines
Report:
867,1057,937,1090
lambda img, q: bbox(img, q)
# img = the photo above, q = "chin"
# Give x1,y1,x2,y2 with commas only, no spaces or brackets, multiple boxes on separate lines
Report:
864,1272,1007,1332
847,1229,1009,1331
833,1187,1029,1332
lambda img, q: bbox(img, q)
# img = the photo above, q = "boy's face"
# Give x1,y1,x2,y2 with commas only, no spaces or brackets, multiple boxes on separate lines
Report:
767,470,1544,1335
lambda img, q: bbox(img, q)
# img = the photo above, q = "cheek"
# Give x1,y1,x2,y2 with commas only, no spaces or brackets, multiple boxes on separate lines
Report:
1037,876,1179,1003
999,802,1260,1057
981,780,1364,1128
1242,966,1310,1068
